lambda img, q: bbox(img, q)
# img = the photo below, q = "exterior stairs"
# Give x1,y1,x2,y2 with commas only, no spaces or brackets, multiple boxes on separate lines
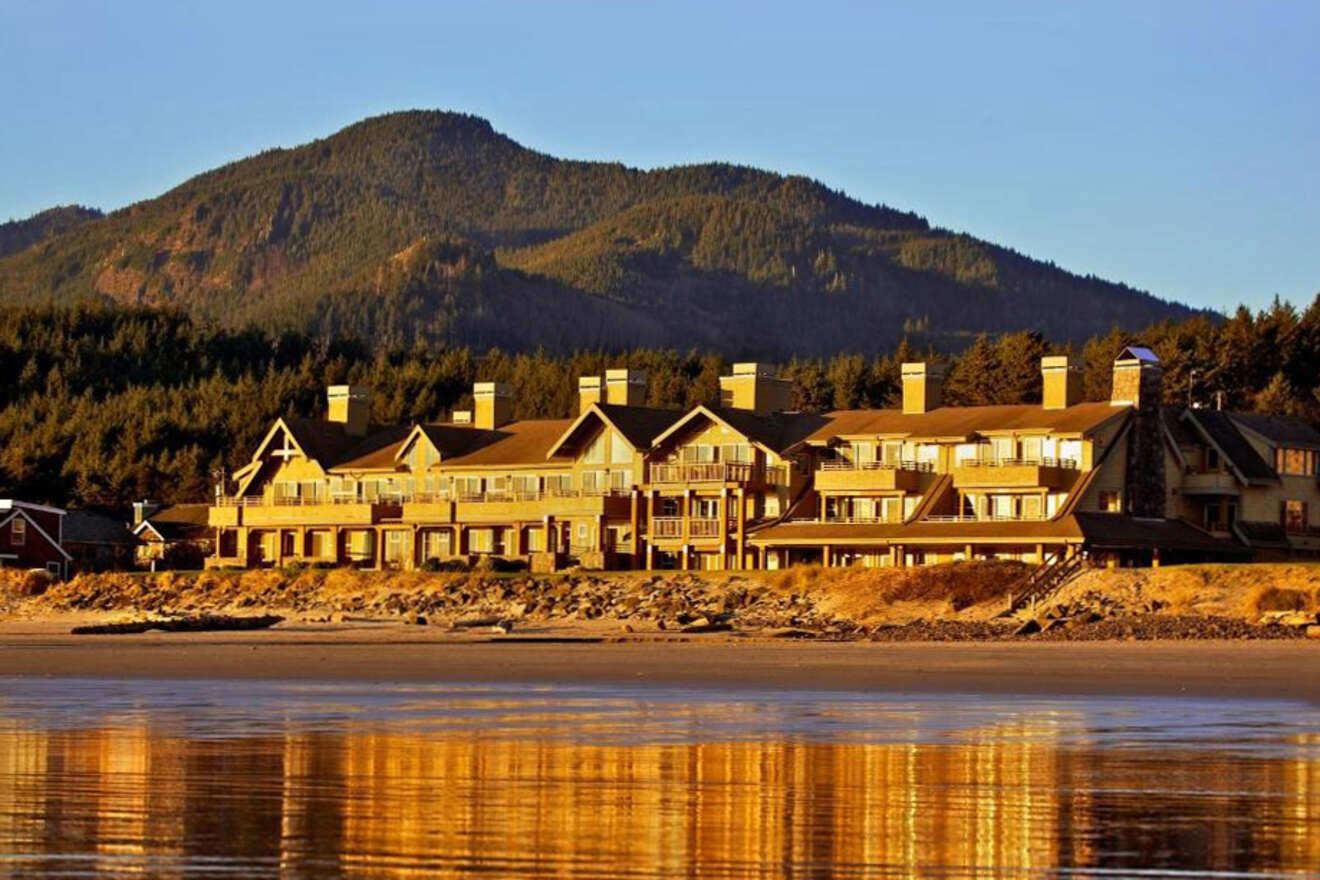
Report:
1003,553,1088,615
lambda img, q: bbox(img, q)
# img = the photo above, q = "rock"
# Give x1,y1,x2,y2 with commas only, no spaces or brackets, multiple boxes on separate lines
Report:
408,614,428,626
1307,625,1320,639
680,619,733,634
767,627,814,639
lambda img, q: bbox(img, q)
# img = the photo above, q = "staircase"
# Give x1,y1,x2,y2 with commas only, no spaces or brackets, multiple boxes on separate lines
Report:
1004,553,1087,615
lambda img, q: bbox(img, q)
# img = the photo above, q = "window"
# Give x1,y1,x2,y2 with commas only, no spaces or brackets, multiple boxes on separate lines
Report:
46,562,62,577
423,530,451,560
1282,500,1309,534
1206,448,1220,471
610,431,632,464
1277,448,1316,476
1021,495,1043,519
1097,490,1121,513
544,474,571,495
584,431,606,464
1019,436,1043,463
11,518,26,546
882,497,903,523
454,477,483,499
513,475,540,497
469,528,493,553
580,470,605,493
990,437,1014,462
609,469,629,491
722,443,752,464
661,497,680,517
882,441,903,465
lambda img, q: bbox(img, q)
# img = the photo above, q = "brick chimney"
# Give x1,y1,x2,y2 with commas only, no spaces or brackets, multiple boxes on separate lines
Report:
605,368,647,406
901,362,943,414
327,385,370,436
578,376,603,414
719,363,792,416
473,381,513,430
1041,356,1081,409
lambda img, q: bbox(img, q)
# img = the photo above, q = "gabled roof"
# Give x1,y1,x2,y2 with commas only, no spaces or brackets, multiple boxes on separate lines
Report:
1227,412,1320,450
1182,410,1278,484
652,405,830,456
134,504,212,542
328,425,415,472
547,403,682,459
805,401,1125,444
441,419,575,469
396,423,507,463
0,509,71,559
62,509,135,546
1116,345,1160,363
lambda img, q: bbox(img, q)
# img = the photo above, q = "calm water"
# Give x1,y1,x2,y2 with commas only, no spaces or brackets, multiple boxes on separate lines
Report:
0,679,1317,879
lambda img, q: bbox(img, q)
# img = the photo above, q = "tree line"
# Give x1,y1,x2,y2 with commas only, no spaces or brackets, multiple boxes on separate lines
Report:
1,297,1316,509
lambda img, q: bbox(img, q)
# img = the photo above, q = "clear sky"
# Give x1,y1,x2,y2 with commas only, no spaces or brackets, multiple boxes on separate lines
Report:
2,1,1316,313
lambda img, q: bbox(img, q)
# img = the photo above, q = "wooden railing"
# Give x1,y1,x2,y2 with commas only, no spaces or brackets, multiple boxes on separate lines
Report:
957,457,1079,469
648,462,785,485
650,517,684,538
819,460,933,472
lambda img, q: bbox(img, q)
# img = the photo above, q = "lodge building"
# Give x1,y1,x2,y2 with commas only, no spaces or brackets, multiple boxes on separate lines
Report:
207,350,1320,572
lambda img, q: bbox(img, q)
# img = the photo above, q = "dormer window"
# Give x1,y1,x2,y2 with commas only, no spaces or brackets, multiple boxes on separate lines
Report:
11,518,25,546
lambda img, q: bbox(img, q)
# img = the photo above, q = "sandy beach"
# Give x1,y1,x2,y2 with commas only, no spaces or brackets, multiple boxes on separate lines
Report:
2,619,1319,703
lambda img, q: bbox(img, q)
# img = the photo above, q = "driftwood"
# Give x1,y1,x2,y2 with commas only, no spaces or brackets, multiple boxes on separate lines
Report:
71,614,283,635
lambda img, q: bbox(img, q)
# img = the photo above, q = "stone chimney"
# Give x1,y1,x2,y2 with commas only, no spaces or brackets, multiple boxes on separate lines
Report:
719,363,792,416
901,362,943,415
1111,346,1163,408
605,368,647,407
578,376,603,415
473,381,514,430
1112,347,1167,517
1041,356,1081,409
327,385,370,436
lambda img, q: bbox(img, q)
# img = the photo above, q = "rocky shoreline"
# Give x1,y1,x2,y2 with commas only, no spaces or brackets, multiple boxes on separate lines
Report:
5,562,1320,642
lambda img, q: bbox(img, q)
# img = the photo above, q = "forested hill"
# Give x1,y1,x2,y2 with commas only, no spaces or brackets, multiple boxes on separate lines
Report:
0,205,102,259
0,111,1200,356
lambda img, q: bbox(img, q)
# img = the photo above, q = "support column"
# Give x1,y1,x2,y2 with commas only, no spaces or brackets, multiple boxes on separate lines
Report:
630,489,641,568
510,523,523,557
1035,543,1045,565
965,543,974,562
822,544,831,568
718,489,729,570
373,527,383,570
296,526,307,562
681,490,691,544
735,488,746,569
405,528,417,571
681,544,690,571
236,528,249,567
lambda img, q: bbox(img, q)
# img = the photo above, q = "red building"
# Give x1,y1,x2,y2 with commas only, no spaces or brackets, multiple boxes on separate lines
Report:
0,500,70,578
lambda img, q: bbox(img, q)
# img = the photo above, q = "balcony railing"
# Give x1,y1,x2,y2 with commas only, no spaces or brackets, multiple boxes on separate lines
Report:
957,457,1079,470
819,459,934,472
922,513,1050,523
218,487,632,508
648,462,786,485
650,517,684,538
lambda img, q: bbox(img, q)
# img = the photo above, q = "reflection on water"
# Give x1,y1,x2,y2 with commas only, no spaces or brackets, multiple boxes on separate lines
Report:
0,681,1317,878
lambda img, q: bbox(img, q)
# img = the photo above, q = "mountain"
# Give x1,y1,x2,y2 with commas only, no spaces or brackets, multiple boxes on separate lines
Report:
0,205,102,259
0,111,1200,356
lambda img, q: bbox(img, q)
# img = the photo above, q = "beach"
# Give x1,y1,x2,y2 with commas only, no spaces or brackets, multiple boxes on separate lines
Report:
3,620,1320,703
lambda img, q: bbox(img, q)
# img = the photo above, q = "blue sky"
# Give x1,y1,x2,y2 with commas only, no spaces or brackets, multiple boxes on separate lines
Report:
2,1,1315,313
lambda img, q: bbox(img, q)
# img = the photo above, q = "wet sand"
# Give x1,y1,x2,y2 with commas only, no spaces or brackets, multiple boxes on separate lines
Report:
2,619,1319,703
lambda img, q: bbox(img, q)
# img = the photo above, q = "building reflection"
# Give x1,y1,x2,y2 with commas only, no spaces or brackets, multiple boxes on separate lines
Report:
0,713,1316,878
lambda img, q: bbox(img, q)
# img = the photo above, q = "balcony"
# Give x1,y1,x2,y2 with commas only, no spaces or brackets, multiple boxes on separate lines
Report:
951,458,1078,489
210,495,395,526
648,462,786,487
453,488,632,522
1180,470,1240,495
815,460,930,492
647,516,724,541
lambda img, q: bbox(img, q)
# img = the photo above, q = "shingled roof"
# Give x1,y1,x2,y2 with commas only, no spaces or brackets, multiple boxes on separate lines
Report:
806,401,1125,443
1227,412,1320,449
442,419,575,468
1182,410,1277,484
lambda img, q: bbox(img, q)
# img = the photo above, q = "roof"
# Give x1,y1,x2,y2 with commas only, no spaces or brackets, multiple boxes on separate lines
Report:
654,406,830,456
1183,410,1277,483
805,401,1125,443
751,513,1243,555
62,510,135,546
414,423,507,458
329,425,414,471
441,419,575,468
0,500,66,516
547,404,683,459
1234,520,1291,549
1117,345,1160,363
1072,513,1245,555
1227,412,1320,449
1161,406,1201,448
136,504,211,541
750,517,1086,546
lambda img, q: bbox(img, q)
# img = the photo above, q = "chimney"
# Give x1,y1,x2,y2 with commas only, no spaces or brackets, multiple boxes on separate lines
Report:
578,376,603,414
1041,356,1081,409
1110,346,1163,409
327,385,370,436
605,368,647,406
719,363,792,416
451,410,472,425
901,362,943,414
473,381,513,430
132,500,159,526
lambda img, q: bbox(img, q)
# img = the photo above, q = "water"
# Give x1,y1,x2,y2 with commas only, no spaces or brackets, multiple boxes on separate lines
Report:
0,679,1317,879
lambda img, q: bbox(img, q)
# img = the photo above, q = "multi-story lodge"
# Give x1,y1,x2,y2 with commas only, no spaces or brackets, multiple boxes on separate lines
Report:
207,351,1320,572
